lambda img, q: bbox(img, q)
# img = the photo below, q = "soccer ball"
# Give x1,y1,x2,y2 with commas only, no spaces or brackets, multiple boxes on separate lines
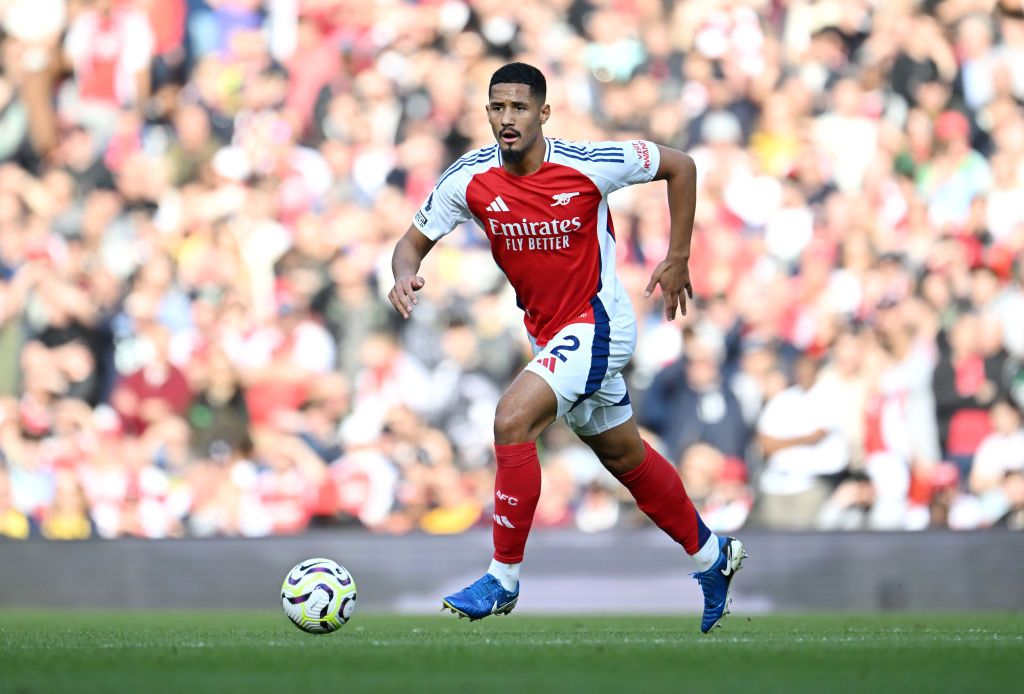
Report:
281,557,357,634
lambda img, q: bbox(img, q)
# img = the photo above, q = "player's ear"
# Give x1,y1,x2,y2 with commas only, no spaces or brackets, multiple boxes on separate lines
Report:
540,103,550,124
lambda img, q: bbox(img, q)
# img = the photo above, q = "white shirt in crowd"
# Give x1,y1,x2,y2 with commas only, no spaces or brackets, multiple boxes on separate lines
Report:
757,384,849,496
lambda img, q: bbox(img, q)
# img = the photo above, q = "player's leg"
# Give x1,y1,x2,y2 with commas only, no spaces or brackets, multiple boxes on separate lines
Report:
560,302,720,563
577,415,721,568
490,371,557,575
573,396,747,633
442,370,557,620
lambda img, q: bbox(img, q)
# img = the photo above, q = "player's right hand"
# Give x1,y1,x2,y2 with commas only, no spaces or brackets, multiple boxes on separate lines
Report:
388,275,426,319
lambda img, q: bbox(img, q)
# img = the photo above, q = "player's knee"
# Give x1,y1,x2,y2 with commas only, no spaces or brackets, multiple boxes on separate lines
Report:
493,400,535,445
600,445,645,477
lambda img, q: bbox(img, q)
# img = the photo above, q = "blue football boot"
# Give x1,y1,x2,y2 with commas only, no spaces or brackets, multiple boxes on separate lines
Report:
692,536,747,633
442,574,519,621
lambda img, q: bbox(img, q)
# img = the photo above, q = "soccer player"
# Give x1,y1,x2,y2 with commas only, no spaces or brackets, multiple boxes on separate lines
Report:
388,63,746,633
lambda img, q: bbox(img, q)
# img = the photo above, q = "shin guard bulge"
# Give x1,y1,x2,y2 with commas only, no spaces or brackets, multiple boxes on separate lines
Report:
492,442,542,563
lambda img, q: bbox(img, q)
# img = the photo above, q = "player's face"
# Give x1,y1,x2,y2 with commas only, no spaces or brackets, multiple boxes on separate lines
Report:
486,83,549,165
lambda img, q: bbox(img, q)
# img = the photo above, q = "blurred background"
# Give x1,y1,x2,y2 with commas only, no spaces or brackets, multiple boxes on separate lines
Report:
0,0,1022,571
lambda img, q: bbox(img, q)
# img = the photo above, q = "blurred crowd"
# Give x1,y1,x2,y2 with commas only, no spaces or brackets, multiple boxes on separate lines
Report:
1,0,1023,541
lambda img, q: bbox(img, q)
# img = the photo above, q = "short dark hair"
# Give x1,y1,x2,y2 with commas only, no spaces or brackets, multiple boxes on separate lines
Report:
489,62,547,103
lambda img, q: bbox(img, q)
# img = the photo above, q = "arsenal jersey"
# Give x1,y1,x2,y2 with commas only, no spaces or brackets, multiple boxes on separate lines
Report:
413,138,660,346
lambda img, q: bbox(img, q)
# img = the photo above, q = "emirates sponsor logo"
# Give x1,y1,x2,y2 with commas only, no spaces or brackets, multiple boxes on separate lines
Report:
487,216,581,252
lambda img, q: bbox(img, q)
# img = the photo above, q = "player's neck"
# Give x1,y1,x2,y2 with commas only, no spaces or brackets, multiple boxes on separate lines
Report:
501,136,546,177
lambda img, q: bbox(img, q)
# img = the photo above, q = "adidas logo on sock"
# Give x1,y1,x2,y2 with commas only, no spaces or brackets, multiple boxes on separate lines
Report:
485,196,510,212
493,514,515,528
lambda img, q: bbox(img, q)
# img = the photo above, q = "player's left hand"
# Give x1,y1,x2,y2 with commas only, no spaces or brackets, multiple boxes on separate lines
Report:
645,257,693,321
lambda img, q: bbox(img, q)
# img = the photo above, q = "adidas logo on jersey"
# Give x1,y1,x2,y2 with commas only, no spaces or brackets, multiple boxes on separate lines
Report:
485,196,510,212
537,357,557,373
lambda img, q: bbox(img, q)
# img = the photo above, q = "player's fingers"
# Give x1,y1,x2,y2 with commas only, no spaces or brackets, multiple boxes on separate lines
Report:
408,276,425,304
385,288,405,319
644,269,662,298
395,280,420,317
398,281,419,314
664,289,679,321
681,282,692,317
388,288,409,319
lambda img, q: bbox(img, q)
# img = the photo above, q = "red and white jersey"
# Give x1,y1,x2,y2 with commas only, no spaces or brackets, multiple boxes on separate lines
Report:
413,138,660,346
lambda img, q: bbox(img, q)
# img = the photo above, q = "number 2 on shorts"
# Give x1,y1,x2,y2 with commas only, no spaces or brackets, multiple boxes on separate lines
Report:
549,335,580,362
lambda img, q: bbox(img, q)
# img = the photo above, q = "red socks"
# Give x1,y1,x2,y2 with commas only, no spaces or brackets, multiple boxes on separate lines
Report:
616,440,711,555
491,439,710,564
492,442,542,563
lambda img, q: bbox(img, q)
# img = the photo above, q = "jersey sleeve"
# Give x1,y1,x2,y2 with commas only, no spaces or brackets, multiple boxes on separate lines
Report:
556,139,661,194
412,174,470,242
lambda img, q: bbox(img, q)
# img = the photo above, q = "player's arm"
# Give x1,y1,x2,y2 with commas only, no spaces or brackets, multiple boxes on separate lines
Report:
645,145,698,321
389,226,437,319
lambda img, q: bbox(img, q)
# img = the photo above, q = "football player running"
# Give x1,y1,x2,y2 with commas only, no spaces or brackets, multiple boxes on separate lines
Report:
389,63,746,633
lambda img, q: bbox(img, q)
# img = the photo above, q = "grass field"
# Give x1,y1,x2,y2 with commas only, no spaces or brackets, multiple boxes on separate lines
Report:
1,612,1022,693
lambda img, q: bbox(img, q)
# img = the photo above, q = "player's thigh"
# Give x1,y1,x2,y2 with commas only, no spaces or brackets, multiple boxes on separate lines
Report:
494,369,559,444
523,315,635,417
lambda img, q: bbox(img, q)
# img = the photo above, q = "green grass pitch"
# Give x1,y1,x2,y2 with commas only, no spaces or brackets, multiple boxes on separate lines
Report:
1,612,1022,693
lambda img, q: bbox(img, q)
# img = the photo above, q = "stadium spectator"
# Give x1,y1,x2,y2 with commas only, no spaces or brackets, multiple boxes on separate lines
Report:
418,464,483,535
531,452,576,530
905,461,982,530
968,399,1024,494
312,248,393,377
111,324,191,436
993,469,1024,529
933,312,1002,472
953,13,1000,113
815,328,873,467
39,469,93,540
423,313,503,470
728,336,788,429
186,346,250,460
680,444,751,533
575,480,621,534
640,328,749,463
816,471,880,531
0,463,31,539
755,354,849,529
62,0,155,134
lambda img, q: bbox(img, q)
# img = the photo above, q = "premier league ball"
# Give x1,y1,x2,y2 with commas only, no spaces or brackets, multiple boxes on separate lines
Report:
281,558,357,634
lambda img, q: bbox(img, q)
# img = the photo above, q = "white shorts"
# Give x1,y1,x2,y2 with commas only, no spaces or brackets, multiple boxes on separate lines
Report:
524,306,637,437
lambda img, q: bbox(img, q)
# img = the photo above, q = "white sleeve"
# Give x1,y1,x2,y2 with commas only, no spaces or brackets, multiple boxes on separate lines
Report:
756,392,787,437
121,13,155,73
64,15,91,66
553,139,661,194
412,172,470,242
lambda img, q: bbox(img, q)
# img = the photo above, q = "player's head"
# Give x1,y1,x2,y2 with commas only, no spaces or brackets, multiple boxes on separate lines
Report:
486,62,550,165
